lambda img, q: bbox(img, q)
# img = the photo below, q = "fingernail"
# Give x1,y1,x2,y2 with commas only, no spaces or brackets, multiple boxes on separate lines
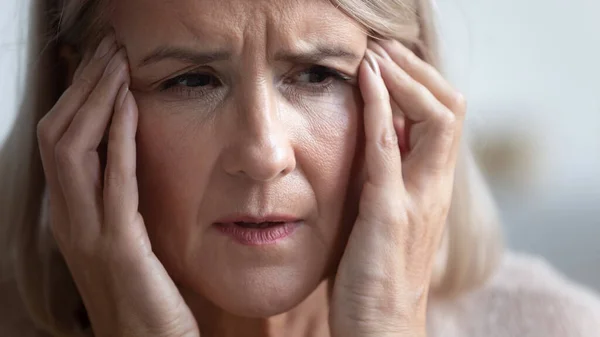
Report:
106,48,126,74
116,83,129,110
94,33,116,59
365,50,381,77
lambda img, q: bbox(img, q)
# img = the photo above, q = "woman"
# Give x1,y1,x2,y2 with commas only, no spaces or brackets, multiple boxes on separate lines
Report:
1,0,599,336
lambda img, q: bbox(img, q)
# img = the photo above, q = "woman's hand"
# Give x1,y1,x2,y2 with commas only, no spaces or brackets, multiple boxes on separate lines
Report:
37,34,199,337
330,40,466,337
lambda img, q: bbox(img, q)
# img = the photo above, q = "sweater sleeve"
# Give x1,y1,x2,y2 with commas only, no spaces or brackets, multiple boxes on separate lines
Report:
427,252,600,337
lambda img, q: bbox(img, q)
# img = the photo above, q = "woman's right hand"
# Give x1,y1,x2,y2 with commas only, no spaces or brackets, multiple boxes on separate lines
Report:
36,33,199,337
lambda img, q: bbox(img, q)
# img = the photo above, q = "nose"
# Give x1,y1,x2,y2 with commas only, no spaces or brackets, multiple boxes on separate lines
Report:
221,80,296,182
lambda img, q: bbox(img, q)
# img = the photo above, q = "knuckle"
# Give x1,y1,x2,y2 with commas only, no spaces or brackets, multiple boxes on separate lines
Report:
54,137,80,169
106,147,136,181
378,128,399,150
416,83,431,99
435,109,457,129
450,92,467,117
72,75,95,97
374,88,390,103
367,78,390,103
369,205,409,237
373,129,401,174
400,49,420,67
366,91,389,107
36,116,54,145
103,167,127,190
382,202,408,226
392,67,410,85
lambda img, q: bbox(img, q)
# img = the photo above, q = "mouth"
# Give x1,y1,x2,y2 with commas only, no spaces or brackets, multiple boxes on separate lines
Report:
214,215,302,245
230,221,287,229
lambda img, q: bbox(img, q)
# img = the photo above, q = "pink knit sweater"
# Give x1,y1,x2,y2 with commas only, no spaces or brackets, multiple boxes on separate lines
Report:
2,252,599,336
427,252,600,337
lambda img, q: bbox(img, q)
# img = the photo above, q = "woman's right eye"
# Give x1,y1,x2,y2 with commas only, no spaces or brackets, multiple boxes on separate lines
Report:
160,72,222,92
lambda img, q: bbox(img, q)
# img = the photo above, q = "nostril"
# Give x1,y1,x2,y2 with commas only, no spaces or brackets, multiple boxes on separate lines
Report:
220,126,296,181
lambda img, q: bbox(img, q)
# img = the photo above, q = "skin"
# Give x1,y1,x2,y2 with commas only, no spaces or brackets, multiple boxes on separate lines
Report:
37,0,466,336
112,0,366,326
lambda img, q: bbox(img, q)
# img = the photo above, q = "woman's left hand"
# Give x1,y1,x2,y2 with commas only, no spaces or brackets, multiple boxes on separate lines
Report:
330,40,466,337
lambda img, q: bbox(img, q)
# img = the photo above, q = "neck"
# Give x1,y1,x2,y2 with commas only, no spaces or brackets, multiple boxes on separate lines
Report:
186,280,332,337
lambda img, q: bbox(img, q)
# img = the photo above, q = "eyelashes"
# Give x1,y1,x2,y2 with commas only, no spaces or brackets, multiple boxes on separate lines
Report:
161,73,219,90
284,65,352,92
159,65,353,99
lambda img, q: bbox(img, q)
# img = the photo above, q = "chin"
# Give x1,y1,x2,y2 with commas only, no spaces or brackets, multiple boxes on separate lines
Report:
202,266,325,318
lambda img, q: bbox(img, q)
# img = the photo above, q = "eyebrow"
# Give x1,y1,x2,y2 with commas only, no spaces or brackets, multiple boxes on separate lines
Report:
138,45,362,68
138,47,231,68
273,46,361,64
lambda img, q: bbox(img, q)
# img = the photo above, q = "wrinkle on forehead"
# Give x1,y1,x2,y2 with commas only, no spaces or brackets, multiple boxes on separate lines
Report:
113,0,366,61
179,0,361,49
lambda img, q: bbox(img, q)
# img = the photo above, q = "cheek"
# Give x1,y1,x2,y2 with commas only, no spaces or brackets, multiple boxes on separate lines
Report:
294,86,363,161
304,86,363,183
130,87,364,280
301,99,359,189
133,95,217,259
295,87,364,250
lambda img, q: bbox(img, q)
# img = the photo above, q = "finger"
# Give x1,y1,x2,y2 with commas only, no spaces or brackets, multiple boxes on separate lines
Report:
55,48,130,235
362,49,410,157
372,52,460,184
371,40,467,176
37,34,117,237
104,85,140,234
41,34,117,143
39,34,117,181
362,55,410,158
63,48,130,153
390,98,410,157
372,39,466,116
72,48,93,81
359,50,404,189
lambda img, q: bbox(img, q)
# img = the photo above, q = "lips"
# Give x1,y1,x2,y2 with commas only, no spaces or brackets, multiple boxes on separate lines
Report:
216,215,301,224
232,221,285,228
216,215,300,229
214,214,302,245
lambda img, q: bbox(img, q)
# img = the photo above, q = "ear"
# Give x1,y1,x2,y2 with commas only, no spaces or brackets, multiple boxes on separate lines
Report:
58,44,83,87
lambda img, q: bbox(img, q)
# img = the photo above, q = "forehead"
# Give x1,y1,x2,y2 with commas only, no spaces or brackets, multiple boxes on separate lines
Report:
112,0,366,57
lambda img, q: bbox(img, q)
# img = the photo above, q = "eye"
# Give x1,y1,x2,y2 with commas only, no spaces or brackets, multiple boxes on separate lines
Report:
161,72,221,91
289,65,350,85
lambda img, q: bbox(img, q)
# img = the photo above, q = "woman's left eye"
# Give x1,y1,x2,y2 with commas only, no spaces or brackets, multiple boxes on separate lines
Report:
288,66,351,87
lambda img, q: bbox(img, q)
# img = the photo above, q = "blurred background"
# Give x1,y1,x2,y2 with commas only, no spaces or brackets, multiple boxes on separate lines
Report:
1,0,599,291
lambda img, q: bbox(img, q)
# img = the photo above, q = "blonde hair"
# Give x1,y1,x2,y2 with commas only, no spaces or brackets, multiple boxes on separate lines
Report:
0,0,502,335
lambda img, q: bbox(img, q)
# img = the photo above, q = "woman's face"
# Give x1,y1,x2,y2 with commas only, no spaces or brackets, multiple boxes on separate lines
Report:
112,0,367,316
